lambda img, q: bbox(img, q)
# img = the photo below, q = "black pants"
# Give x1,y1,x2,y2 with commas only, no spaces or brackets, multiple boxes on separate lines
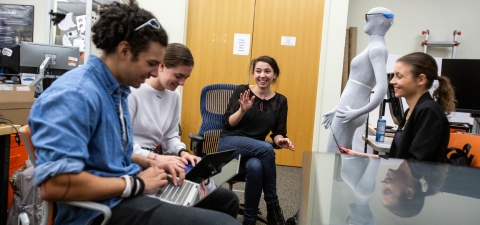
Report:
93,187,240,225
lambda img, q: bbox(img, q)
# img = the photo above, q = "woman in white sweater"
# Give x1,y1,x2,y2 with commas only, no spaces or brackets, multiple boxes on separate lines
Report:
128,43,199,167
128,43,240,217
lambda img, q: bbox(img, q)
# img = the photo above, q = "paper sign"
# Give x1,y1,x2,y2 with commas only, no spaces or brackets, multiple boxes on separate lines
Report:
0,84,14,91
2,47,12,57
68,57,78,66
233,33,251,55
76,15,86,32
67,30,78,39
62,34,72,46
21,73,37,85
281,36,296,46
73,39,85,52
16,85,31,91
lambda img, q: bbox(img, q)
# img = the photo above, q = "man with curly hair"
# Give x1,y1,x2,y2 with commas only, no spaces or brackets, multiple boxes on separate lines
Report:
28,1,239,224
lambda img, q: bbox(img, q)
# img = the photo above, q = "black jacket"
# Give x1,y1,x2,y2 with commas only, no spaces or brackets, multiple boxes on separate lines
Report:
389,92,450,162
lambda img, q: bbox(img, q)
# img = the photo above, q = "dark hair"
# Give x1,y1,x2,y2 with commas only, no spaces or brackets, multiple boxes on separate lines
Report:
384,163,449,218
397,52,456,114
250,56,280,83
91,0,168,61
164,43,194,68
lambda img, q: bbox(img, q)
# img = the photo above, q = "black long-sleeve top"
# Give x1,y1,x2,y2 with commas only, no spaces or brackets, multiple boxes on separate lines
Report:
220,85,288,141
389,92,450,162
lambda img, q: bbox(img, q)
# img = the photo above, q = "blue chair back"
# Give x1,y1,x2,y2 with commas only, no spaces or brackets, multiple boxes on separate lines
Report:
198,84,237,136
190,84,236,156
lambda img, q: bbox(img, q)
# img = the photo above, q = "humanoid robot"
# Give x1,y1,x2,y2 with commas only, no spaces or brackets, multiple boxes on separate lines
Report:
323,7,394,152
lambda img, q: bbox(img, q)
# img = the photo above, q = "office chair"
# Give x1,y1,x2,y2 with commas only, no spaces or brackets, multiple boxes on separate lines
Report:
448,133,480,167
189,84,268,224
19,125,111,225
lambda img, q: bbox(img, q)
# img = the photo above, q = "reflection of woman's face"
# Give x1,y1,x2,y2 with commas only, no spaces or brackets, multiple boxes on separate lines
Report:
381,168,416,207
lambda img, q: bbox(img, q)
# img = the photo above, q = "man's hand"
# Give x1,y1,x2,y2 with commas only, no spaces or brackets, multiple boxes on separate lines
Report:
150,160,185,186
180,151,201,166
137,167,168,194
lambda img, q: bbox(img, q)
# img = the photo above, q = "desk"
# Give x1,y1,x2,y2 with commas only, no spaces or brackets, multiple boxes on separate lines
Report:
367,123,396,137
362,135,392,153
1,124,20,224
299,152,480,224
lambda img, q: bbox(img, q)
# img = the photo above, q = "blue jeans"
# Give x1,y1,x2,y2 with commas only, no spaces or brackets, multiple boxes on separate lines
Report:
218,136,278,224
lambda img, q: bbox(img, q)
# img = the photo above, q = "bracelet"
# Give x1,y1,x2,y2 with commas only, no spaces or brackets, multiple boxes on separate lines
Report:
178,149,188,157
137,176,145,195
130,176,138,198
120,175,132,198
133,176,145,196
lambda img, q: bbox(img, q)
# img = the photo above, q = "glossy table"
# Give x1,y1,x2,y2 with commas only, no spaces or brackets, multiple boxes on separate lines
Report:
298,152,480,224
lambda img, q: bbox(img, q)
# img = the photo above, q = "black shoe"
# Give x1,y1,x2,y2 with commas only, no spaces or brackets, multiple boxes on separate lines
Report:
267,201,286,225
286,216,297,225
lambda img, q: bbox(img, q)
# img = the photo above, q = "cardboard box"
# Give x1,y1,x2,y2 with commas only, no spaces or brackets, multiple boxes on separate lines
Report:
0,84,35,125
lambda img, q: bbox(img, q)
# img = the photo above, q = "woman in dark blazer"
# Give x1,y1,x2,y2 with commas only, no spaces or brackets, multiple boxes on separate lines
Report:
340,52,456,162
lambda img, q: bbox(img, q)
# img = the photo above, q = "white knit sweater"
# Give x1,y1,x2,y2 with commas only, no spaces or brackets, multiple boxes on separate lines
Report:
128,83,186,158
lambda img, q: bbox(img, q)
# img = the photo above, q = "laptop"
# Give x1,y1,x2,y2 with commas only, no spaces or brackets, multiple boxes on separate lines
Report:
147,149,239,207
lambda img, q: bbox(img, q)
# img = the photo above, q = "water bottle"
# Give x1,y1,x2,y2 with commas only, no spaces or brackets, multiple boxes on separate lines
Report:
376,119,386,142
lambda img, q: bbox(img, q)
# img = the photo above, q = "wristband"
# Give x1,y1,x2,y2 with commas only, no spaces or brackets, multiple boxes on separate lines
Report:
129,176,138,198
120,175,132,198
138,177,145,195
134,176,145,196
178,149,188,157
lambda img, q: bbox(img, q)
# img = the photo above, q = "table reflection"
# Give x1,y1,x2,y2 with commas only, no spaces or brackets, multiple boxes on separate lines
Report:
300,152,480,225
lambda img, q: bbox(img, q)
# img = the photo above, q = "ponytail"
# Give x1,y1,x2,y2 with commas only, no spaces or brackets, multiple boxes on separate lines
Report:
433,76,456,115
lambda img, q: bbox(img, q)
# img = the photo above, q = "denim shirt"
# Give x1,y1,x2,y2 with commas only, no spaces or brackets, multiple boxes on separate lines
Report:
29,55,141,224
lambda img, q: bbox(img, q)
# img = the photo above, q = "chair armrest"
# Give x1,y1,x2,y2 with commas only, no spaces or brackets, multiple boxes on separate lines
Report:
189,133,204,141
189,133,205,156
65,201,111,225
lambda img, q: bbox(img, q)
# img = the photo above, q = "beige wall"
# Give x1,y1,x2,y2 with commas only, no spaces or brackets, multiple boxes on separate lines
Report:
1,0,51,43
348,0,480,59
136,0,188,44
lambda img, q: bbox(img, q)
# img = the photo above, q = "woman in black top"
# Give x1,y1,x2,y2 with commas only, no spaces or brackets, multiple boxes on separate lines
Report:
218,56,295,225
340,52,456,162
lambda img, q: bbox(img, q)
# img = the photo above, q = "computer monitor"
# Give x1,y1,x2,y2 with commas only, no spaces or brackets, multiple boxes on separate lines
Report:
0,43,20,74
441,59,480,115
387,73,404,125
20,42,79,93
20,42,80,75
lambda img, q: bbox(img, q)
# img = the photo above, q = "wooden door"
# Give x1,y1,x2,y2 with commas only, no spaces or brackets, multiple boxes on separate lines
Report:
181,0,256,147
251,0,324,166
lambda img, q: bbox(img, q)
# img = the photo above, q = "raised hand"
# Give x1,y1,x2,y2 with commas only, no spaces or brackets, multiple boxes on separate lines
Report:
238,89,255,113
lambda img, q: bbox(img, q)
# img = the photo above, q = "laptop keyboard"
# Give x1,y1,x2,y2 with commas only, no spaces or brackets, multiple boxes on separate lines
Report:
155,180,196,205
